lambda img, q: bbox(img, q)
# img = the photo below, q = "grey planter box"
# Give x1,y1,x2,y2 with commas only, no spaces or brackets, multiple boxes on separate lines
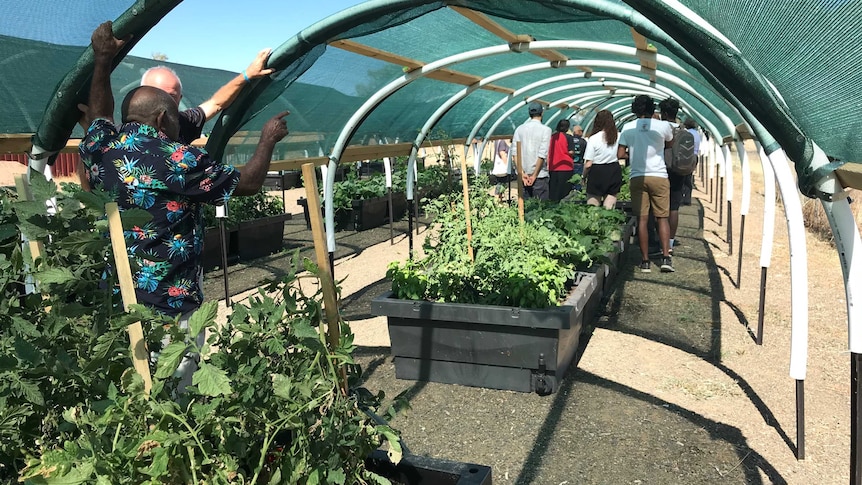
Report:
371,217,635,395
371,270,603,395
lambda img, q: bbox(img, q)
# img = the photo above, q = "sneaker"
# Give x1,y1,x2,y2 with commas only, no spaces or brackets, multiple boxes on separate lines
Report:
639,260,651,273
660,256,675,273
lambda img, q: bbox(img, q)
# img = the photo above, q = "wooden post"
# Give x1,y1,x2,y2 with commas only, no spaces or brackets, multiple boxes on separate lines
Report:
515,142,526,224
459,150,474,262
301,163,347,394
105,202,152,395
14,175,44,263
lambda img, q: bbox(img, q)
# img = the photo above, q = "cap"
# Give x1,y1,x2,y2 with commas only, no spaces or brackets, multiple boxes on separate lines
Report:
528,101,543,116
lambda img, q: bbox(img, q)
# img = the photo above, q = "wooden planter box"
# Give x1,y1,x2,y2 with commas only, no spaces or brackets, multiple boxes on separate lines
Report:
365,450,492,485
371,270,603,395
202,225,239,271
237,213,291,261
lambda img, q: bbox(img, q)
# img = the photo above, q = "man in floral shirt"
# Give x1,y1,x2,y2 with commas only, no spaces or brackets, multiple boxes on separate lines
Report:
80,21,289,317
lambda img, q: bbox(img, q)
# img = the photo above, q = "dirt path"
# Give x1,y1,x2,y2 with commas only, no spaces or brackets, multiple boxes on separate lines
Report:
209,147,850,483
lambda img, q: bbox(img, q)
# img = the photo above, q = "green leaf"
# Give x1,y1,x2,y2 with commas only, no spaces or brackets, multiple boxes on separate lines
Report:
272,374,292,400
11,315,40,337
328,467,346,484
13,337,42,365
26,460,94,485
121,368,145,395
27,171,58,204
154,341,189,379
35,267,75,285
188,300,218,338
292,320,319,339
119,208,153,230
0,223,17,242
192,362,232,397
15,378,44,407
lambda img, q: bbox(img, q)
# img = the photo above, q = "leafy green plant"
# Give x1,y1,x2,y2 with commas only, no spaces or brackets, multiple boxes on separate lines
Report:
388,184,626,308
2,174,403,484
618,165,632,202
202,187,284,228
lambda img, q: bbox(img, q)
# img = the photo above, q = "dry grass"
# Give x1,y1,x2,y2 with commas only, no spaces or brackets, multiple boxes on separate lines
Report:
800,188,862,244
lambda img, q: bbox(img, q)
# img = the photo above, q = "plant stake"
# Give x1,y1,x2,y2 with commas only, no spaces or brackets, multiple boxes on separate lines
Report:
515,142,525,224
302,163,348,394
458,146,474,262
105,201,153,394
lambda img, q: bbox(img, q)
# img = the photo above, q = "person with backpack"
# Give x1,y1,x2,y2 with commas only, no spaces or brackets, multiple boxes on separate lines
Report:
682,118,701,205
617,95,675,273
659,97,696,251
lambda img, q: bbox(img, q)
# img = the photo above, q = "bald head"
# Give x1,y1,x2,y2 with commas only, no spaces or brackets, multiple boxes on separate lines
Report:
121,86,181,141
573,125,584,136
141,66,183,105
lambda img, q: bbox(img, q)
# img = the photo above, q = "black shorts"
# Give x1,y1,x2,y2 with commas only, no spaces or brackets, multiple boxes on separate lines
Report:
669,172,686,210
585,163,622,198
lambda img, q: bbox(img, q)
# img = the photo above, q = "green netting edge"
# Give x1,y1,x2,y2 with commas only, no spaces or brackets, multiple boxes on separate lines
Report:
31,0,183,156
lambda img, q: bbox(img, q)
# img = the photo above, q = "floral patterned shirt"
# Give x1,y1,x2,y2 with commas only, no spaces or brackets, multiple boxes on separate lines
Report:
80,119,240,316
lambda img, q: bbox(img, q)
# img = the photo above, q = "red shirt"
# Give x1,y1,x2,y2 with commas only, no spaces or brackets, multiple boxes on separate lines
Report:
548,132,574,172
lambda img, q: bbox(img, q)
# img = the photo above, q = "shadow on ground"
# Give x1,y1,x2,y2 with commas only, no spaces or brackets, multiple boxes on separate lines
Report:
207,191,790,484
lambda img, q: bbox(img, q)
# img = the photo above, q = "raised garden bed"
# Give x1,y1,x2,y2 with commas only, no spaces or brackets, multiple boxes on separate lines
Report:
373,215,636,394
237,212,291,261
298,192,407,232
372,270,602,395
366,450,492,485
202,224,239,271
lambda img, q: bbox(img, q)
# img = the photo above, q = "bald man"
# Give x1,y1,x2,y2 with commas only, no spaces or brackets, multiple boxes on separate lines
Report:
80,21,289,317
140,47,273,144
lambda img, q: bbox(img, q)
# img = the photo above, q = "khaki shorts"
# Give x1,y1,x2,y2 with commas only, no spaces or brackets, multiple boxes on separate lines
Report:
630,176,670,217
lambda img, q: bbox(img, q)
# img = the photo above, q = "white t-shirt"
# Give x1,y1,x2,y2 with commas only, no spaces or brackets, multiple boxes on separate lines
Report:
584,131,619,165
512,119,551,178
492,139,510,176
618,118,673,178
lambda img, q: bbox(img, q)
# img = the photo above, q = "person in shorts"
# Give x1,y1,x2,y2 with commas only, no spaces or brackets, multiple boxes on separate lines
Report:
583,109,621,209
617,95,675,273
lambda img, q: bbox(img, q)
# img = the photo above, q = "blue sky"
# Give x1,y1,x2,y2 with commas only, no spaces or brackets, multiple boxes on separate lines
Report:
1,0,365,72
128,0,366,71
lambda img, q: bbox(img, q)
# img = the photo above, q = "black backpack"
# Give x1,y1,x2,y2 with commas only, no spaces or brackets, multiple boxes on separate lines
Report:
666,125,697,175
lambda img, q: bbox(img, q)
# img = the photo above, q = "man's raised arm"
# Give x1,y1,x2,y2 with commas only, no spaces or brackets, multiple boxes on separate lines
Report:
198,48,275,121
86,21,128,124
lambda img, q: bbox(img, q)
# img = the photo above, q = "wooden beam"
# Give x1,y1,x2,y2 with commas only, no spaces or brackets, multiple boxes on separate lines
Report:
836,164,862,191
450,5,577,70
631,29,658,52
631,29,658,83
330,39,424,70
330,39,513,94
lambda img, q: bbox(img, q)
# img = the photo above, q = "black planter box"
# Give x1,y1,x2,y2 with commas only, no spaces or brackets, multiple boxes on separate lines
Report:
371,270,603,395
299,193,406,232
297,198,352,231
202,225,239,271
237,213,291,261
365,450,492,485
352,192,407,231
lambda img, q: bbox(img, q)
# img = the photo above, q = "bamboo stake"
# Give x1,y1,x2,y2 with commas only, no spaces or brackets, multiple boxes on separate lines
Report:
14,175,45,263
301,163,347,394
459,149,474,263
105,202,152,395
515,142,526,224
